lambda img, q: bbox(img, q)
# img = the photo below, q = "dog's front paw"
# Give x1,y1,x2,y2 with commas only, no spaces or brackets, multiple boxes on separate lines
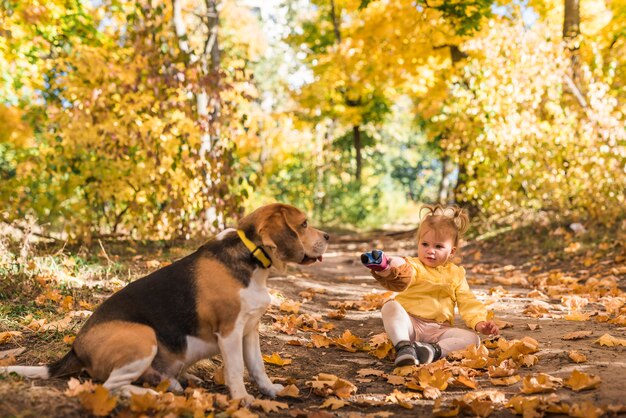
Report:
235,393,256,406
259,383,285,398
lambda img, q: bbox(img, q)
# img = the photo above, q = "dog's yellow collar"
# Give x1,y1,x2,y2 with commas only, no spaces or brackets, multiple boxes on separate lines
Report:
237,230,272,269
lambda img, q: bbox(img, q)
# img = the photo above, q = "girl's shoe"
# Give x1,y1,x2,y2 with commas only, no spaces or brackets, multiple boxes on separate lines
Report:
393,341,418,366
412,341,442,364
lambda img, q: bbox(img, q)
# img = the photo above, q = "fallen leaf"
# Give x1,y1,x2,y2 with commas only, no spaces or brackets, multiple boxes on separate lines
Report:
252,399,289,413
433,398,460,417
319,397,348,410
568,350,587,363
521,373,562,394
595,333,626,347
278,384,300,398
263,352,292,366
310,334,332,348
0,331,23,344
357,368,385,377
562,330,593,340
65,378,97,396
280,300,301,314
77,385,117,416
564,311,592,321
563,369,601,391
568,401,604,418
490,375,521,386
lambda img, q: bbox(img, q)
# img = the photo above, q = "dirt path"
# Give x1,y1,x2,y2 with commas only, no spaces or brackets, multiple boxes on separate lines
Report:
1,233,625,417
258,234,626,416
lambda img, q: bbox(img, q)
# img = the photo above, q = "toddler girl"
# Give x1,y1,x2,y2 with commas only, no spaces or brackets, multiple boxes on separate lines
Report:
361,204,499,366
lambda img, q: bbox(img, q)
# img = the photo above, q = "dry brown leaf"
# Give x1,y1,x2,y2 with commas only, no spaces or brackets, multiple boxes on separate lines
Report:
562,330,593,340
385,375,406,386
263,352,292,366
357,368,385,377
310,334,332,348
563,369,601,391
564,311,592,321
129,392,161,413
568,350,587,363
326,308,346,320
213,366,225,385
460,344,490,369
277,384,300,398
319,397,348,410
231,407,259,418
280,300,301,314
568,401,604,418
521,373,562,394
386,389,421,409
252,399,289,413
527,323,541,330
595,333,626,347
454,374,478,389
433,398,460,417
332,330,364,352
0,331,23,344
488,359,518,378
65,378,97,396
77,385,118,416
490,374,521,386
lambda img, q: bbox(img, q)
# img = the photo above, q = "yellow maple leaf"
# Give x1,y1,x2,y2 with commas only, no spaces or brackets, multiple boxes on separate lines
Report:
563,369,601,391
433,398,461,417
262,352,292,366
568,350,587,363
277,384,300,398
129,392,160,413
310,334,332,348
279,300,301,314
251,399,289,413
320,397,348,410
562,330,593,340
564,311,592,321
78,385,117,416
568,401,604,418
490,374,521,386
521,373,562,394
0,331,23,344
595,333,626,347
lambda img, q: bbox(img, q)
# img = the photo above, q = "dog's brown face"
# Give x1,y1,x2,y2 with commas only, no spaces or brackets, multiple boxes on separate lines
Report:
239,203,329,268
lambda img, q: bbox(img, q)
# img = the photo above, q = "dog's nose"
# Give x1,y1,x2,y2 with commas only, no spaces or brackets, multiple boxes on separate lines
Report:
323,233,330,241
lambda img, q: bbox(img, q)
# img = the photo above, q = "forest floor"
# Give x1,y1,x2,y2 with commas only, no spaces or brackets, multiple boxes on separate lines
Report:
1,222,626,417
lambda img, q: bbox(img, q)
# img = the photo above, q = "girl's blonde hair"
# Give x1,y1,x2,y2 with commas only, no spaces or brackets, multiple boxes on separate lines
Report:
416,204,470,247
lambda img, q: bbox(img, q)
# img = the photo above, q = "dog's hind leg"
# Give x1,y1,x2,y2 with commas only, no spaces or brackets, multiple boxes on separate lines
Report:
74,321,160,395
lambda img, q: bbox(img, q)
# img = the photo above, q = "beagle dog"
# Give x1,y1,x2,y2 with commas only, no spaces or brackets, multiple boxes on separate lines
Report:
2,203,329,403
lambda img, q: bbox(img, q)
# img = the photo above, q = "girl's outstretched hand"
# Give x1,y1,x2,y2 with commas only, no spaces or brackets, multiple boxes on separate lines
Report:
475,320,500,336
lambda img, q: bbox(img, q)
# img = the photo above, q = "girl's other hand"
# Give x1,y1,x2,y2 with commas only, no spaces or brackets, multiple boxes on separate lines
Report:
475,320,500,336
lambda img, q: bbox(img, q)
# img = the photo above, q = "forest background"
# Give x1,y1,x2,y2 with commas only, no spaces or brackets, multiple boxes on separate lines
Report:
1,0,624,242
1,1,626,416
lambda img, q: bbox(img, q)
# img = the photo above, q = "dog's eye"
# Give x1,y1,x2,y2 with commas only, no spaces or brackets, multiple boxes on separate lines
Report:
301,220,308,228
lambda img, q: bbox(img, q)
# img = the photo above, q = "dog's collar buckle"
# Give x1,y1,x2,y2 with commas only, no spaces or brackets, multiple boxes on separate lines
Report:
237,229,272,269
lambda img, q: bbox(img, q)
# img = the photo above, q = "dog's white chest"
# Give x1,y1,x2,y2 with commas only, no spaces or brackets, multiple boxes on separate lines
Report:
238,270,271,334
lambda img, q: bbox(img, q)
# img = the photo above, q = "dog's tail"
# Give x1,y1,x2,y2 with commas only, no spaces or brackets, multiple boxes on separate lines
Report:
1,349,83,379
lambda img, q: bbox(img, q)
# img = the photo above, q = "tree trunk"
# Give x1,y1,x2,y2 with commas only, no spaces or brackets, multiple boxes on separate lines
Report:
438,155,452,204
353,125,362,183
172,0,223,229
563,0,586,107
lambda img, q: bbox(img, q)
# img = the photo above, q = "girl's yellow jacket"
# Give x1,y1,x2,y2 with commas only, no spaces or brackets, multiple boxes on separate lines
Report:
371,257,488,330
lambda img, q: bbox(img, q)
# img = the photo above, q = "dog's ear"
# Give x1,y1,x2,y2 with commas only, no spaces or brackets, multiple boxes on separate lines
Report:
258,210,304,262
